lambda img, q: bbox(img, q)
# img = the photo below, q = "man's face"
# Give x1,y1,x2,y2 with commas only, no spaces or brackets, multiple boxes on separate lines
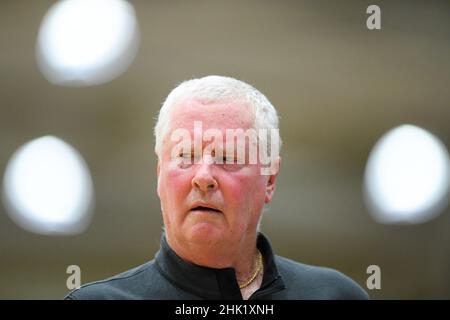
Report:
156,98,279,250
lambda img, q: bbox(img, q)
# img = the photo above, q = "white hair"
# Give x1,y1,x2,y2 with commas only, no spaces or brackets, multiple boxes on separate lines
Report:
154,75,281,158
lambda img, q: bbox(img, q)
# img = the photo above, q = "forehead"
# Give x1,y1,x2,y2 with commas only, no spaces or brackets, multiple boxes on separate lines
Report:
168,98,255,131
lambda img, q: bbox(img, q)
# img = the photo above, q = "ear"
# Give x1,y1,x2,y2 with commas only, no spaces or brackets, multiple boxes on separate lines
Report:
264,156,281,203
156,159,160,178
156,159,161,198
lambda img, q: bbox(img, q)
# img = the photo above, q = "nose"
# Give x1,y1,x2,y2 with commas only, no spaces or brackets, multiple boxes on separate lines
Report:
191,161,218,192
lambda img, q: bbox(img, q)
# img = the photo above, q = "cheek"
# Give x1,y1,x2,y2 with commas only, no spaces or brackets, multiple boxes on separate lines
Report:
225,171,266,209
159,165,192,206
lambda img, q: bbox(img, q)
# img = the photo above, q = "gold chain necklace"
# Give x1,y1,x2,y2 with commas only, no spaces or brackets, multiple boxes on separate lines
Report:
238,250,263,289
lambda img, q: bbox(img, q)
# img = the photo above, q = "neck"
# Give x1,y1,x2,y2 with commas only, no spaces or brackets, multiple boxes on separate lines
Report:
165,231,259,284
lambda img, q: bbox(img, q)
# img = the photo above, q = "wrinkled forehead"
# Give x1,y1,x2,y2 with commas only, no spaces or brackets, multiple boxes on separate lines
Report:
168,98,255,132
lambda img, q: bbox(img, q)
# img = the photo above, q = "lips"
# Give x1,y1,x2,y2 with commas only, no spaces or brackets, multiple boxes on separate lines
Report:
190,203,222,214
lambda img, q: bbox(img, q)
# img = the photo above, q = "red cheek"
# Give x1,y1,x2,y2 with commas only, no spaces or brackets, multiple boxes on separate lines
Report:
224,171,263,200
164,166,192,191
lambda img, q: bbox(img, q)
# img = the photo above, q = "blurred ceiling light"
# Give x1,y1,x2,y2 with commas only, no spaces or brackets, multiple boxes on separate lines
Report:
36,0,140,86
2,136,94,235
364,125,450,225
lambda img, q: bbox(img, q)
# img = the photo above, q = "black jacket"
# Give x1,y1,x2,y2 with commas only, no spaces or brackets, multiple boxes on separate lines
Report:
65,233,369,300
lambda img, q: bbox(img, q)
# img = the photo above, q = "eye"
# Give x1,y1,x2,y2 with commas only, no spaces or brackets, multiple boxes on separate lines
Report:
177,151,194,159
223,157,236,163
221,157,245,171
216,156,237,165
178,152,190,159
176,152,194,168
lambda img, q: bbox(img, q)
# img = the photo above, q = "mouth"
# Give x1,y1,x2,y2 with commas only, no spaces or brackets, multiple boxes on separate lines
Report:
190,205,222,214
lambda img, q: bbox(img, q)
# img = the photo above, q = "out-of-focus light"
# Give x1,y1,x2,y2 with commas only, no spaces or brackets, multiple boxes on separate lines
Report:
2,136,94,235
364,124,450,225
36,0,140,86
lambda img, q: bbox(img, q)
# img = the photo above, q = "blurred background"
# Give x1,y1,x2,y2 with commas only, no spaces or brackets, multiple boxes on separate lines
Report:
1,0,449,299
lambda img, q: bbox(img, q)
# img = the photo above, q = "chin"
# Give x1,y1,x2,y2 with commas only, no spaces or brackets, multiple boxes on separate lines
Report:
186,222,225,245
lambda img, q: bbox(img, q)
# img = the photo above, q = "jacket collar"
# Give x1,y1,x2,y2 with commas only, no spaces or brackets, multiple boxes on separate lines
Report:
154,232,286,299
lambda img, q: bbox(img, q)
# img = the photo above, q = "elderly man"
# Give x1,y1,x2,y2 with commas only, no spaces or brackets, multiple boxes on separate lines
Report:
65,76,368,300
